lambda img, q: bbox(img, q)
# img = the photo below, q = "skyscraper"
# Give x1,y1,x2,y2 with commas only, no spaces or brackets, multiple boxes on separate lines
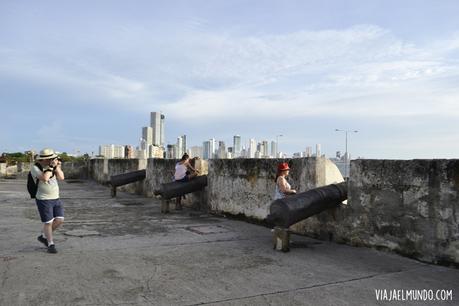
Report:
150,112,164,146
203,141,211,159
209,138,216,158
261,140,269,157
316,144,321,157
160,114,165,147
217,141,227,159
271,141,277,158
176,135,186,158
141,127,153,150
233,135,241,158
248,139,256,158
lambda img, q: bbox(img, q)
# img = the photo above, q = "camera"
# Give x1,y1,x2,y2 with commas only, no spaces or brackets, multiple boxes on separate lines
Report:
51,157,62,164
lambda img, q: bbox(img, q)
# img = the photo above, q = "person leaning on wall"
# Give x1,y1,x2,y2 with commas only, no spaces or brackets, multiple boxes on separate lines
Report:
274,162,296,200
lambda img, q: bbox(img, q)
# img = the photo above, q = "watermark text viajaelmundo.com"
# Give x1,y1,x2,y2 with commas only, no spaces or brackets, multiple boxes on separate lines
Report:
375,289,453,302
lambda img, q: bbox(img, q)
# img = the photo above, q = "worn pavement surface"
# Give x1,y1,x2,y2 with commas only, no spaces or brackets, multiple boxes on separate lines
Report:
0,179,458,305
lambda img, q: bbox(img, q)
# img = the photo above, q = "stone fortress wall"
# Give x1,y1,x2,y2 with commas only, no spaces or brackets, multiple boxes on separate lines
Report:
62,157,458,266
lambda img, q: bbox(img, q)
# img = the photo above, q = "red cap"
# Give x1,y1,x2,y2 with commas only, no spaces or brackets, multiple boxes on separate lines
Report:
277,162,290,171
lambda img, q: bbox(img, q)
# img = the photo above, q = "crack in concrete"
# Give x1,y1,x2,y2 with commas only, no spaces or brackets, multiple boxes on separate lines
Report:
186,267,426,306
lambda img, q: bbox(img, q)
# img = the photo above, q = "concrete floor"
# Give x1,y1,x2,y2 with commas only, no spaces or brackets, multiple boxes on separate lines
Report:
0,179,458,306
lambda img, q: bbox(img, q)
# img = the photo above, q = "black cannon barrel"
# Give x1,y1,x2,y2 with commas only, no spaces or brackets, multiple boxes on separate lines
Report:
110,169,146,187
267,182,347,228
155,175,207,200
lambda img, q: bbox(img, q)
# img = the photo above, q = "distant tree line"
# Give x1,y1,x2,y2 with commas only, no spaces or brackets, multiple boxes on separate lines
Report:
0,152,89,166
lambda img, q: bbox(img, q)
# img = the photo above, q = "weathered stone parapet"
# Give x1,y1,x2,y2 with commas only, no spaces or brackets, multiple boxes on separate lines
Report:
89,159,145,194
62,161,89,179
346,159,459,265
85,157,458,266
207,157,343,220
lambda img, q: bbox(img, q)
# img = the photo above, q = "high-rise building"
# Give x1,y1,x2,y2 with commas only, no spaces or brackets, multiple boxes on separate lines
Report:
316,144,321,157
150,112,164,146
142,127,153,150
209,138,216,158
261,140,269,157
203,141,211,159
166,144,177,159
248,139,256,158
176,135,186,158
233,135,241,157
305,146,312,157
160,114,165,147
271,141,277,158
217,141,227,159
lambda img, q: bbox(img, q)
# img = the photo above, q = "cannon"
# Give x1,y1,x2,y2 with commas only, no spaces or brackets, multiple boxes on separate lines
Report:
110,169,146,197
154,175,208,213
267,182,347,252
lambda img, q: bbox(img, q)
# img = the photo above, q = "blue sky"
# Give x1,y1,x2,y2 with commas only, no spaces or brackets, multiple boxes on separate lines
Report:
1,0,459,159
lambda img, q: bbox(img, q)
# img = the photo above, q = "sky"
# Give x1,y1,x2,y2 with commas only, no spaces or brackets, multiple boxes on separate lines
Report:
1,0,459,159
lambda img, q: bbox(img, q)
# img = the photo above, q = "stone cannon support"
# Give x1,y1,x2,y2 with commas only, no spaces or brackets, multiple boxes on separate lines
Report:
110,169,146,197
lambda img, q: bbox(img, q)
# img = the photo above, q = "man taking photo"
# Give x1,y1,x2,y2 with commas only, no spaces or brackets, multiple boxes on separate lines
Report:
31,148,65,254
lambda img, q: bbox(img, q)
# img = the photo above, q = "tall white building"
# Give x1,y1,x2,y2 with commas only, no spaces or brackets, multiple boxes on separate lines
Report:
160,114,165,147
150,112,165,146
248,139,256,158
261,140,269,157
316,144,322,157
217,141,227,159
233,135,241,157
141,127,153,150
176,135,186,158
203,138,216,159
203,141,211,159
271,141,277,158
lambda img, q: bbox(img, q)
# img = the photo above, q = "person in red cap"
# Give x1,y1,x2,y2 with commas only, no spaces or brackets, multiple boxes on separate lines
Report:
274,162,297,199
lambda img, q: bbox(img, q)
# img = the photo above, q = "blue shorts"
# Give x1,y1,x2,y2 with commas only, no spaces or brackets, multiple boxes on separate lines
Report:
175,176,189,183
35,199,64,223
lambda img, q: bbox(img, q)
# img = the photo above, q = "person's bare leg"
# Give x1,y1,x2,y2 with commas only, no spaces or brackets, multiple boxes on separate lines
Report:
52,218,63,231
43,222,53,244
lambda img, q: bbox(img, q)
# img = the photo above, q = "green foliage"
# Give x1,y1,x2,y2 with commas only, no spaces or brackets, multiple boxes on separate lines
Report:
1,151,89,165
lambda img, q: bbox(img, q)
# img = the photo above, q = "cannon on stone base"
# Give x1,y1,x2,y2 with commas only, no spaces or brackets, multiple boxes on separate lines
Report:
154,175,208,213
267,182,348,252
110,169,146,197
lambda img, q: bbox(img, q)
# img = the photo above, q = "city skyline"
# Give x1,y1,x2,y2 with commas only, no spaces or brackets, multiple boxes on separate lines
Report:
1,1,459,159
99,110,341,160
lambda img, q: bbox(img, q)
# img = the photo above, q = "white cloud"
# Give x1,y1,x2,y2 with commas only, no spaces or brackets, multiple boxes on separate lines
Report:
1,24,458,121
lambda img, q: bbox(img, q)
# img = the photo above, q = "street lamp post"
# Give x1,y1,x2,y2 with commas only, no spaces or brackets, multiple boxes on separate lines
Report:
335,129,358,178
276,134,283,158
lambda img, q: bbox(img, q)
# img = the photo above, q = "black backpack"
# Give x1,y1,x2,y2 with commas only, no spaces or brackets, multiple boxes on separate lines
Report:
27,163,43,199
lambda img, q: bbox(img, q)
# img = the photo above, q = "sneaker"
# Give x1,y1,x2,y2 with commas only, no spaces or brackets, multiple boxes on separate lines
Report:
37,235,48,247
47,244,57,254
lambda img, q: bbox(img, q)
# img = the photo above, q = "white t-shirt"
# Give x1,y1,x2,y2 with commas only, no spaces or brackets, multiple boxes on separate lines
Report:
31,165,60,200
174,162,187,181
